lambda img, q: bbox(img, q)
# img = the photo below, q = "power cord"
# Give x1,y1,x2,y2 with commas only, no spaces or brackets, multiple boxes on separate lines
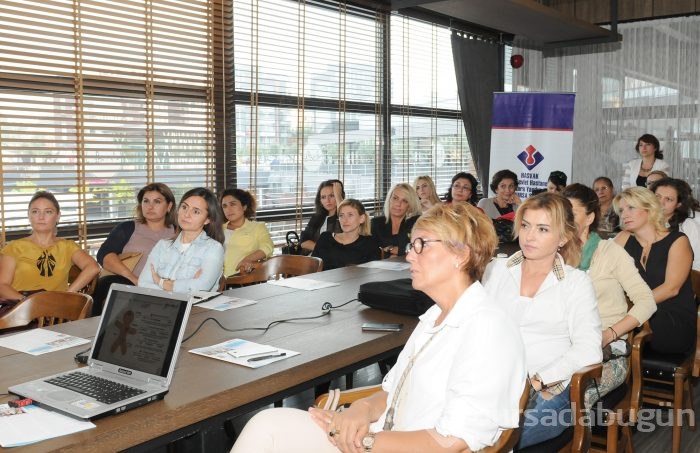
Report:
74,347,92,364
182,298,359,343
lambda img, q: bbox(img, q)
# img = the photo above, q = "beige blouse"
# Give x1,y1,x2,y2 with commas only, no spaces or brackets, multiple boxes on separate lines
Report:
587,239,657,332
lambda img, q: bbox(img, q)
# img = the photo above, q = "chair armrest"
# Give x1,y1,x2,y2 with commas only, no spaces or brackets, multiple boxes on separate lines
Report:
569,363,603,453
314,385,382,410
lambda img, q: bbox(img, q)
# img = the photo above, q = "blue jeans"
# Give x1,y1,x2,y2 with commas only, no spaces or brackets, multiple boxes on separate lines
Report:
517,384,572,449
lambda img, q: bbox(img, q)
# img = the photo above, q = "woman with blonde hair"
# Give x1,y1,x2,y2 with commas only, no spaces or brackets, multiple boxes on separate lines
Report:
613,187,696,354
483,192,602,448
232,203,527,453
371,183,421,257
563,184,656,406
312,199,380,270
413,175,441,212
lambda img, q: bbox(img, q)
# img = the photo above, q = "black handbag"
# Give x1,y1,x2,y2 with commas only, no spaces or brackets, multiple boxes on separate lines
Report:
281,231,304,255
357,278,434,316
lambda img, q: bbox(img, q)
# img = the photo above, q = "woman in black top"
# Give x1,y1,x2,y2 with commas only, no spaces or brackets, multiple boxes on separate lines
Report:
371,183,421,257
312,199,379,270
613,187,696,354
300,179,345,252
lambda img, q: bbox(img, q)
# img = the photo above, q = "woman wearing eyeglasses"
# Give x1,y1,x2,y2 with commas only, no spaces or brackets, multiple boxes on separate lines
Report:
483,192,602,448
138,187,225,292
444,172,478,206
231,203,526,453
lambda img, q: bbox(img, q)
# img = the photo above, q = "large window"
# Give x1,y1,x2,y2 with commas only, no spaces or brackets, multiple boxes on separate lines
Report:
0,0,477,248
233,1,474,242
0,0,219,246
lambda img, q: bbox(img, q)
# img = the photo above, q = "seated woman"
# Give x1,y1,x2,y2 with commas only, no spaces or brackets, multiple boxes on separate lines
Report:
92,182,177,315
563,184,656,406
312,199,380,270
477,169,520,219
613,187,696,354
300,179,345,252
645,170,668,188
0,191,100,302
444,172,478,206
220,188,274,276
231,203,527,453
371,183,421,258
651,178,700,271
413,175,441,212
546,171,567,193
621,133,671,190
139,187,225,292
483,192,602,448
593,176,620,237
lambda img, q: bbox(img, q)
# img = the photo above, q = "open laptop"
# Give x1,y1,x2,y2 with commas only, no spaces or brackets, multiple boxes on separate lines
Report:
10,283,192,420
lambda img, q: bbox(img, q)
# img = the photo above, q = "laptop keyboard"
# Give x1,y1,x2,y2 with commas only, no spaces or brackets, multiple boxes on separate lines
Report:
46,372,146,405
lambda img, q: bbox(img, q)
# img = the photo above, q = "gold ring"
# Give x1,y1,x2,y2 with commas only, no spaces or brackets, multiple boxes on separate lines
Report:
328,429,340,437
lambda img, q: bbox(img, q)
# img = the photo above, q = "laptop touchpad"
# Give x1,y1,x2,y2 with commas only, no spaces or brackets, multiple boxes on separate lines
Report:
49,390,80,401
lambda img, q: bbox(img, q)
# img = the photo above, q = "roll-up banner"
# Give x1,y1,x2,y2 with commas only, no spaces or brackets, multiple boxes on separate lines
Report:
488,93,575,198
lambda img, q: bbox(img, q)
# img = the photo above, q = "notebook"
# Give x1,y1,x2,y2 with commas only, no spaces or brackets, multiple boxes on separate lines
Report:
9,284,192,420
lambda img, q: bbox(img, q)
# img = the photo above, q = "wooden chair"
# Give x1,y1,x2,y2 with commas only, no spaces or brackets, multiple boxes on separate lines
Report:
590,327,653,453
314,378,532,452
638,270,700,453
0,291,93,330
516,363,603,453
69,264,98,296
224,255,323,288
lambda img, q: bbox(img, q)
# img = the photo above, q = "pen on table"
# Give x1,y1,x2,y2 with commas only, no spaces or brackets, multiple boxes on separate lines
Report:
247,353,287,362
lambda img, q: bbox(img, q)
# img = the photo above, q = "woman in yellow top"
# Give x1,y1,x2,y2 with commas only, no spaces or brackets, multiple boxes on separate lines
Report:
0,191,100,300
220,188,274,276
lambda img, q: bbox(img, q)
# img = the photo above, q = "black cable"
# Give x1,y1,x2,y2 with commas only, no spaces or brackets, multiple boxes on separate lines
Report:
74,347,92,364
182,298,359,343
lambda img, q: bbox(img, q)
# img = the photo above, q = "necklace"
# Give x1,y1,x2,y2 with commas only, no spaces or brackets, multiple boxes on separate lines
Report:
640,160,655,172
638,234,658,269
383,329,441,431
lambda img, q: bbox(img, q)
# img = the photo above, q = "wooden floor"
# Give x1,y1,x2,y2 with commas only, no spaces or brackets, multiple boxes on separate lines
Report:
224,365,700,452
633,378,700,453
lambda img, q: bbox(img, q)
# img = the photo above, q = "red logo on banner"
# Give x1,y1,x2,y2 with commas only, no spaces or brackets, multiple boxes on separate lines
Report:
517,145,544,170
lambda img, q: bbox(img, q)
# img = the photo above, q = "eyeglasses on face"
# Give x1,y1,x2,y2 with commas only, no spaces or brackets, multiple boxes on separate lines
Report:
405,237,442,254
452,184,472,192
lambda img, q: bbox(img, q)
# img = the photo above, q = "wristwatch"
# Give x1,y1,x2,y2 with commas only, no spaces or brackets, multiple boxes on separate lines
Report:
362,432,376,452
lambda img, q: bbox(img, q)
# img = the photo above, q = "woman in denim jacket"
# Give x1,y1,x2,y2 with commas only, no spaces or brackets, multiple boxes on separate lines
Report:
139,187,225,292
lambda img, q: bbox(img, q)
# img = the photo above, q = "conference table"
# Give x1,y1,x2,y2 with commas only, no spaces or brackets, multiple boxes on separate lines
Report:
0,263,418,453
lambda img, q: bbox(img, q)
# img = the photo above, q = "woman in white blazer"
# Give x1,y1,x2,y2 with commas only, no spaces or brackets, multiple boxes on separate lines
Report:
621,133,670,190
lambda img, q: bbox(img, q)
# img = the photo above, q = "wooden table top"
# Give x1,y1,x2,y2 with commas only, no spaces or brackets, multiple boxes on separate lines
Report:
0,264,418,452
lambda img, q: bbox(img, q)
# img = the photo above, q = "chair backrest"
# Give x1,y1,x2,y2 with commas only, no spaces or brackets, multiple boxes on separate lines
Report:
481,379,531,452
692,270,700,378
0,291,93,330
69,264,98,296
224,255,324,287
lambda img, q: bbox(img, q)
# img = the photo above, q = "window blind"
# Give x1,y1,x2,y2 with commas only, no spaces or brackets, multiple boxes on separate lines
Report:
0,0,219,245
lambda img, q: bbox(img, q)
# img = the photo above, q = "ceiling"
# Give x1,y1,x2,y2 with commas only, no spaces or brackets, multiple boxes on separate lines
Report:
387,0,622,50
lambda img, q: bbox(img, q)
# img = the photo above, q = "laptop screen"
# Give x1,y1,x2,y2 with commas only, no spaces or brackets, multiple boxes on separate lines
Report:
91,287,190,377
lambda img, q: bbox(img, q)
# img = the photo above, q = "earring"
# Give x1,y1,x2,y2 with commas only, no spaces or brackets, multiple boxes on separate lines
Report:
454,262,460,269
